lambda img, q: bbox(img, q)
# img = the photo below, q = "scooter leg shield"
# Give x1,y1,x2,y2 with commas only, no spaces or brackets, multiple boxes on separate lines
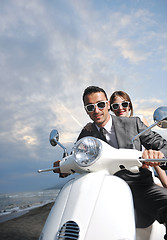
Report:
39,172,136,240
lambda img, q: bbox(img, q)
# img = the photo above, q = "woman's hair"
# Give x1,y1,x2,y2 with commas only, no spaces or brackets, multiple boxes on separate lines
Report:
110,91,133,117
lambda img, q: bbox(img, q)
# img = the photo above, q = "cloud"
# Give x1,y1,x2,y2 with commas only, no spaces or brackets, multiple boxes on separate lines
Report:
0,0,167,193
114,39,151,63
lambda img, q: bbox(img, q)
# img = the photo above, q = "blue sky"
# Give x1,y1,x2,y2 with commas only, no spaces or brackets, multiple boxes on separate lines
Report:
0,0,167,193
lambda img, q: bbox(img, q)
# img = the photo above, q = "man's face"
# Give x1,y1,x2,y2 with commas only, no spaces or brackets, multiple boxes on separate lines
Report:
84,91,110,127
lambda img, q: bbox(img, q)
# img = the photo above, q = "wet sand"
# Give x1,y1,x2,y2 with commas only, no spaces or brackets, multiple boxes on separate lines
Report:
0,202,54,240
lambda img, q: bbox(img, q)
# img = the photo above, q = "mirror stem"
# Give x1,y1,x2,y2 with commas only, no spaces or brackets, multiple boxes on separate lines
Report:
53,137,68,156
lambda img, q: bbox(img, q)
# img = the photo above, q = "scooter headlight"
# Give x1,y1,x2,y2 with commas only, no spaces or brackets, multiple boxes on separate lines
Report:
73,137,102,167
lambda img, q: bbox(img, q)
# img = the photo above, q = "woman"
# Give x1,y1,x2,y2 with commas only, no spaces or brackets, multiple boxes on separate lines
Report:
109,90,148,125
110,90,167,188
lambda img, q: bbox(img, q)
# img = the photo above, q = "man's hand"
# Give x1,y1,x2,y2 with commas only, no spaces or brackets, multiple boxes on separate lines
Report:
142,149,164,168
53,160,70,178
53,160,61,173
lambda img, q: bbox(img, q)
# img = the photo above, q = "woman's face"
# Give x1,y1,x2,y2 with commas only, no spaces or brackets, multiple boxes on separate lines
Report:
111,96,130,117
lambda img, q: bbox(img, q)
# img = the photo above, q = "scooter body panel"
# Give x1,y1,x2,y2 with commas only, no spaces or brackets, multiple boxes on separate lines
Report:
40,172,136,240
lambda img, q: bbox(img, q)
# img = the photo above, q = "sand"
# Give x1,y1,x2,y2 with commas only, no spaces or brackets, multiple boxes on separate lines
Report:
0,202,54,240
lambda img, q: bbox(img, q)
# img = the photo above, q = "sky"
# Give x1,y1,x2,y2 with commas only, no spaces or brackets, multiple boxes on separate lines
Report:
0,0,167,194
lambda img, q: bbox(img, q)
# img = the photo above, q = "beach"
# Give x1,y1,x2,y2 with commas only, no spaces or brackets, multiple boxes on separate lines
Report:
0,202,54,240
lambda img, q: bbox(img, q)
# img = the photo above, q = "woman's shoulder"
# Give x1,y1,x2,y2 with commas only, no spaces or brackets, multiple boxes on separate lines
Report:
133,114,143,121
133,114,149,127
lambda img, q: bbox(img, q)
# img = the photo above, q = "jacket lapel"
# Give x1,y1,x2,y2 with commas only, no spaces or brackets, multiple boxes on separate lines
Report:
92,122,108,143
112,115,127,148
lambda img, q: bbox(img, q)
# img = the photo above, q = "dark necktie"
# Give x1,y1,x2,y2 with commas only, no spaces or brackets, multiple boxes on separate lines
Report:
99,127,107,142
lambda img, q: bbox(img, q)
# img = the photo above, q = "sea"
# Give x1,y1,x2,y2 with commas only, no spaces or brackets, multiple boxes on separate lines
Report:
0,188,60,223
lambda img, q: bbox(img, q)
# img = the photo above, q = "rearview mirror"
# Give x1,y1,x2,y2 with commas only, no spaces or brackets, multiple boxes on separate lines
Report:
49,129,59,146
153,106,167,128
49,129,68,157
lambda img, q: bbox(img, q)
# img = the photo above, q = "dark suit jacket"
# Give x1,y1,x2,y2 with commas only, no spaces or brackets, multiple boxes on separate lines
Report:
77,115,167,159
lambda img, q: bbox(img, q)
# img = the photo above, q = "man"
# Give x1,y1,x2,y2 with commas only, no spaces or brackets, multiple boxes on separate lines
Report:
54,86,167,238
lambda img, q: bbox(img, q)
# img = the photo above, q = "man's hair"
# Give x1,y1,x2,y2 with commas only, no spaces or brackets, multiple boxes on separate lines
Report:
83,86,108,104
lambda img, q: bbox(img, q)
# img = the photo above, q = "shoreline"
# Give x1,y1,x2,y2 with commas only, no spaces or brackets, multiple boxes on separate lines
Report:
0,200,55,224
0,202,54,240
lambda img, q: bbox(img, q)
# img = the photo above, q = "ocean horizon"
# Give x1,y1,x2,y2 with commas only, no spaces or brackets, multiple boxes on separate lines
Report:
0,188,60,223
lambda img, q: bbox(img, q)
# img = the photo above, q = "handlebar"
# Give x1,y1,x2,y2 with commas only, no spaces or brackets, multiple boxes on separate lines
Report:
38,158,167,174
38,167,60,173
140,159,167,162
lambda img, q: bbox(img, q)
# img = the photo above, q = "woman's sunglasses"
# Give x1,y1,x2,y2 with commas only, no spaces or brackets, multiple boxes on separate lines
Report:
110,101,130,110
85,101,108,112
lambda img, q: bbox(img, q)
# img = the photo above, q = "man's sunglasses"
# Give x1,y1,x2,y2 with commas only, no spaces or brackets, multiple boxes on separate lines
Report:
110,101,130,110
84,101,108,112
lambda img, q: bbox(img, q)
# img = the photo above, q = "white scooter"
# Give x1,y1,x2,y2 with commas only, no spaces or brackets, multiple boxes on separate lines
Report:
38,107,167,240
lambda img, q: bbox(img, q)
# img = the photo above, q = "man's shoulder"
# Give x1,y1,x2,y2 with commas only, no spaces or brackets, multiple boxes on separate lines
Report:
83,122,95,132
111,114,140,124
77,122,97,141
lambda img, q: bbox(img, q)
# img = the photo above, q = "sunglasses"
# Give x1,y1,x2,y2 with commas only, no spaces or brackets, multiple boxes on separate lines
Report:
85,101,108,112
110,101,130,110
